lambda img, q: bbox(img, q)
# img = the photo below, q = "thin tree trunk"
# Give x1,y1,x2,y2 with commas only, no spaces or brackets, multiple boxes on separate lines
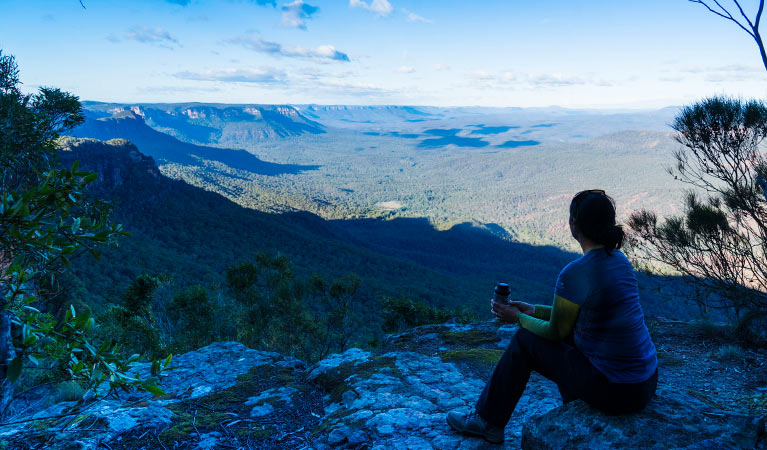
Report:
755,32,767,72
0,311,15,418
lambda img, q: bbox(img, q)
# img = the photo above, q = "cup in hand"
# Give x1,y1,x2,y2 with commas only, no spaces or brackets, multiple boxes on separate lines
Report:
493,282,511,304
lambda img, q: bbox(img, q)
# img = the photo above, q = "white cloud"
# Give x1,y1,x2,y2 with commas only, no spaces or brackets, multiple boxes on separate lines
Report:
174,67,286,83
315,79,395,96
124,26,181,48
294,44,349,62
395,65,415,73
402,8,432,24
281,0,319,30
681,64,762,74
433,63,451,71
228,35,282,53
349,0,392,17
296,67,357,80
705,72,762,83
170,65,395,97
528,73,588,87
676,64,763,83
170,0,278,5
227,34,350,62
288,67,395,96
471,70,493,80
139,85,222,93
470,70,613,88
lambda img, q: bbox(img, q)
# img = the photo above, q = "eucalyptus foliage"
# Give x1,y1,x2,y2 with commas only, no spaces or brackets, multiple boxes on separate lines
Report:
628,97,767,330
381,296,477,333
0,50,168,415
226,253,361,362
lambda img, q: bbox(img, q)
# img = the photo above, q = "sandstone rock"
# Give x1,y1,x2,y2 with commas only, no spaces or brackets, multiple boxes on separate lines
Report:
308,348,371,381
250,403,275,417
497,324,516,348
310,347,562,449
3,321,764,450
0,342,306,450
150,342,303,399
521,390,766,450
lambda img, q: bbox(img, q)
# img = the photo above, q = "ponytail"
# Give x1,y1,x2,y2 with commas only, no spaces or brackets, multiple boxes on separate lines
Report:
604,224,625,254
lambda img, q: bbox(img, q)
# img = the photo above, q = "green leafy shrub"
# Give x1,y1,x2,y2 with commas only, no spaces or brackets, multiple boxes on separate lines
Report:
0,49,168,415
168,285,219,352
629,97,767,336
226,253,361,362
381,296,477,333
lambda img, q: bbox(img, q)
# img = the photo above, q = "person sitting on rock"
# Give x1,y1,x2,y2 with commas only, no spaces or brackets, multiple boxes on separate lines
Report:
447,189,658,444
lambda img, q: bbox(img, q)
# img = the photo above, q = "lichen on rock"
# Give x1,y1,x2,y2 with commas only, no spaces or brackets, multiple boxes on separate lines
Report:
0,342,316,450
521,389,766,450
1,320,765,449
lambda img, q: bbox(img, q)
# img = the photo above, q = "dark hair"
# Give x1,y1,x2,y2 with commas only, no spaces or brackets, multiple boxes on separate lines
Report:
569,190,625,254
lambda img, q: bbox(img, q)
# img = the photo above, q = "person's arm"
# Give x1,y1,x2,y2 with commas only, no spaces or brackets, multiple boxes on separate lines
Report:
507,301,550,320
517,295,579,341
531,304,552,321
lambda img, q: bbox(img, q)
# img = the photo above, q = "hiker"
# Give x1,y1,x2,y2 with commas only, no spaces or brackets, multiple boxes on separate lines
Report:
447,190,658,444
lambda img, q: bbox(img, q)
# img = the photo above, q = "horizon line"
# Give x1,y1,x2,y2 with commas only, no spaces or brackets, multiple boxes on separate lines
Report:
80,100,682,112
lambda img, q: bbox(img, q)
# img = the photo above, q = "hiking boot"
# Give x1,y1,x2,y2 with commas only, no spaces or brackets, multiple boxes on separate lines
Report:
446,409,505,444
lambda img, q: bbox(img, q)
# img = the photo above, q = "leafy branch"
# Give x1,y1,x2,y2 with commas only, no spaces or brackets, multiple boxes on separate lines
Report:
628,97,767,329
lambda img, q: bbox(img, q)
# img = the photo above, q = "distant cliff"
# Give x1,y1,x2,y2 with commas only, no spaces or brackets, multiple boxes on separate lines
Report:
1,319,764,449
80,102,326,146
59,137,161,195
70,110,321,175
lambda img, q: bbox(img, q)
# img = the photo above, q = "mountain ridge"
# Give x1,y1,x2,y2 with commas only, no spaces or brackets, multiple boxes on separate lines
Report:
82,101,326,145
71,112,319,175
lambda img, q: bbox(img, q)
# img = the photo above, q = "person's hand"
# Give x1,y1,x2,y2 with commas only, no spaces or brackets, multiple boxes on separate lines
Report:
509,301,535,317
491,300,521,324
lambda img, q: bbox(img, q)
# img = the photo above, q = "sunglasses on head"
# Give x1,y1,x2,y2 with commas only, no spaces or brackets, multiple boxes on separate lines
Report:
571,189,606,219
574,189,606,201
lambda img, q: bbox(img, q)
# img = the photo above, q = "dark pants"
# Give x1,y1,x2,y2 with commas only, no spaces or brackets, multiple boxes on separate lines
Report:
476,327,658,427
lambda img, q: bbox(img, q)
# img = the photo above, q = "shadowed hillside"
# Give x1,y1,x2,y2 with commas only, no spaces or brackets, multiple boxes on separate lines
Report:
59,138,698,340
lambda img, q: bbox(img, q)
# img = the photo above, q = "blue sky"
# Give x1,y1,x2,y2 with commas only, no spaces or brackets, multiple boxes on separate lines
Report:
1,0,765,107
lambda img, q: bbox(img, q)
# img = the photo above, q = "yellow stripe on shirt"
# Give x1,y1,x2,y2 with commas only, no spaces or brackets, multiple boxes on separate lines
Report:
518,295,580,341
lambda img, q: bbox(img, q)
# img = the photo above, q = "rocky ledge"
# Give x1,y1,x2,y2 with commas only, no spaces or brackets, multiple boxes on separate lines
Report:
1,319,765,449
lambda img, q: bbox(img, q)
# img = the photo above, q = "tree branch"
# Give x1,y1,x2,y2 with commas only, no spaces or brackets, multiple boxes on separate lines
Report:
689,0,757,37
732,0,756,28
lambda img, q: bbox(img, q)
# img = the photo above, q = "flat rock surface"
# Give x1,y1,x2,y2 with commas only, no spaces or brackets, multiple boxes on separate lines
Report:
0,342,317,450
522,389,766,450
0,319,765,449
